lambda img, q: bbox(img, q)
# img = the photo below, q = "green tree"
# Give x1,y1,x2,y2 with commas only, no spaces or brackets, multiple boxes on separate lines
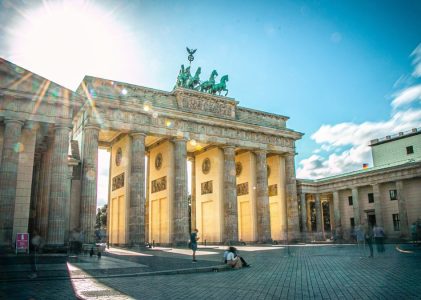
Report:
95,204,107,229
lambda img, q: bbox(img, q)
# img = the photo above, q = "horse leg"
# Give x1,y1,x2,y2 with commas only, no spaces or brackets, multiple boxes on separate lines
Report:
224,89,228,96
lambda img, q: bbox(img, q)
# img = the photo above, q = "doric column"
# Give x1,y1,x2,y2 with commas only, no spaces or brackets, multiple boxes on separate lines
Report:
190,157,196,231
223,146,238,244
47,125,71,245
300,193,307,233
351,187,360,226
173,138,189,245
79,125,100,243
332,191,341,229
255,150,271,242
372,184,383,227
0,119,24,246
30,153,42,233
37,143,53,239
145,152,150,242
396,181,409,237
284,153,300,239
315,193,322,234
129,132,146,245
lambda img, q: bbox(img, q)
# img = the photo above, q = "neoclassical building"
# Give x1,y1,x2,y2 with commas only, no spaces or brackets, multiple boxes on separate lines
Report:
297,129,421,241
0,58,303,248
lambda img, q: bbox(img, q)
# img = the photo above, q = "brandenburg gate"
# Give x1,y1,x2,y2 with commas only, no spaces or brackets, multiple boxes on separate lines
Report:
0,57,303,248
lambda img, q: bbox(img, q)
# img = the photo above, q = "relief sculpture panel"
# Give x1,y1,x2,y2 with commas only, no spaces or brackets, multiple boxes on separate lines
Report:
151,176,167,193
237,182,249,196
112,173,125,191
201,180,213,195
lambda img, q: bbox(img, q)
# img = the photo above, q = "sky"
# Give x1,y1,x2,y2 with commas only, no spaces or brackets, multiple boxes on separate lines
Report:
1,0,421,207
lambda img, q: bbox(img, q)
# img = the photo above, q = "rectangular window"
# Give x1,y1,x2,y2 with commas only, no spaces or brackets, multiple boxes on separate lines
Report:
392,214,400,231
406,146,414,155
348,196,353,206
389,189,397,200
350,217,355,228
368,193,374,203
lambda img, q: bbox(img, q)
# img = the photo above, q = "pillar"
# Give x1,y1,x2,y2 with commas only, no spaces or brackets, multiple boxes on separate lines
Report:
173,138,189,245
284,153,300,239
0,119,24,246
80,125,99,243
396,181,409,237
351,187,360,226
145,152,150,242
190,157,196,232
37,142,52,239
300,193,307,233
223,146,238,244
47,125,71,245
255,150,271,242
332,191,341,229
315,193,322,234
129,132,146,245
372,184,383,227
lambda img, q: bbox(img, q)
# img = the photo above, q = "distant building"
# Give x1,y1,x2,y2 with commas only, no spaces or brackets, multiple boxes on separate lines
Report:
297,128,421,241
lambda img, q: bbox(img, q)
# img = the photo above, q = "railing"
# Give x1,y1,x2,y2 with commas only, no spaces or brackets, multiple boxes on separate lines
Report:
370,127,420,145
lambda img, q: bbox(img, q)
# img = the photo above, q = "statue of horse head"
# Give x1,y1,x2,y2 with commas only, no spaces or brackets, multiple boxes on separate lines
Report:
220,75,229,84
210,70,218,80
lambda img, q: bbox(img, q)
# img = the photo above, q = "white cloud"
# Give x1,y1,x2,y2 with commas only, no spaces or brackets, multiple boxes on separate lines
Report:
298,43,421,182
297,108,421,179
391,84,421,108
411,44,421,77
97,150,110,208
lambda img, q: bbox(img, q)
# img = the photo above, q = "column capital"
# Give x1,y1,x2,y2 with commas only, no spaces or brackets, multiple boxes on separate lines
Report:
54,124,72,131
254,149,267,156
172,137,187,143
284,151,296,157
84,124,100,131
4,119,24,126
130,131,147,138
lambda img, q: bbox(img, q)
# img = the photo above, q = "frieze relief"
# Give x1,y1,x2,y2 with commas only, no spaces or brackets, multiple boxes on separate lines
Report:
95,105,296,149
175,90,236,119
237,182,249,196
112,173,125,191
151,176,167,193
268,184,278,197
201,180,213,195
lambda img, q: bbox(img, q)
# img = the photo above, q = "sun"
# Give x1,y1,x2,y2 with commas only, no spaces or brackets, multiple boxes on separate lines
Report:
7,0,137,90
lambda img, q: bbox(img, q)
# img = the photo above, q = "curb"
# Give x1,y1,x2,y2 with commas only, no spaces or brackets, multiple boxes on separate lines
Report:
0,264,232,283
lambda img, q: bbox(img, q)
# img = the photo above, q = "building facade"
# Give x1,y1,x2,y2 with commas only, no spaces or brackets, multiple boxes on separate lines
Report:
0,58,303,248
297,129,421,241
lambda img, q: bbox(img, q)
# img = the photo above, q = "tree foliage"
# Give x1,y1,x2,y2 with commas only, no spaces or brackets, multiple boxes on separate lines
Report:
95,204,107,229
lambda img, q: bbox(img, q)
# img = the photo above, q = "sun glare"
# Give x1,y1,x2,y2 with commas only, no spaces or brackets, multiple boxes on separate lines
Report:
7,0,137,90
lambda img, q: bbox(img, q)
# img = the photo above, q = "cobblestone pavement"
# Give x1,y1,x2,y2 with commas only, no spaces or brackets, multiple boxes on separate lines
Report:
1,244,420,299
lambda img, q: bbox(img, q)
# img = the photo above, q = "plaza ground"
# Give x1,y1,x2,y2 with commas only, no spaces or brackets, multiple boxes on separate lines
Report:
1,243,420,299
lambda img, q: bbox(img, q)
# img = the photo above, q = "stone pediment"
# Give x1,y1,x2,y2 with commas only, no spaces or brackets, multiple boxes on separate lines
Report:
173,87,237,119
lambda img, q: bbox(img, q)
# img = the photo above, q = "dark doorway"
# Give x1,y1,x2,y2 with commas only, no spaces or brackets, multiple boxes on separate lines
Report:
367,213,376,227
310,202,316,232
322,202,331,233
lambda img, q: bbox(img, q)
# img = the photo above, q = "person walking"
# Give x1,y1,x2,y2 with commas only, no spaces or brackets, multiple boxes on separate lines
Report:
355,224,366,257
373,224,385,254
190,229,199,262
365,225,374,258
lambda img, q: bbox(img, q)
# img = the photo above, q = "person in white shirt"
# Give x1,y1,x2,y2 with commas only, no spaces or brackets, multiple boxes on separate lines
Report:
224,246,250,269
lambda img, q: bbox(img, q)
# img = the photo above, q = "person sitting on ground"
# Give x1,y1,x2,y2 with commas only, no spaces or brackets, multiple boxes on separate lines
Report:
224,246,250,269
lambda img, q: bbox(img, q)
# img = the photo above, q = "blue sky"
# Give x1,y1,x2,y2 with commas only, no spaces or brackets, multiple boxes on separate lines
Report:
1,0,421,188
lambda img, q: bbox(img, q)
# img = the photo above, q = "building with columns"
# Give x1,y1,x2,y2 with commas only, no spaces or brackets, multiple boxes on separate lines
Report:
297,129,421,241
0,58,303,248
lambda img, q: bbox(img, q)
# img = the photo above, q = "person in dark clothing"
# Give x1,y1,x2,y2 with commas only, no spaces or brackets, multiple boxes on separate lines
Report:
365,225,374,258
190,229,199,262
